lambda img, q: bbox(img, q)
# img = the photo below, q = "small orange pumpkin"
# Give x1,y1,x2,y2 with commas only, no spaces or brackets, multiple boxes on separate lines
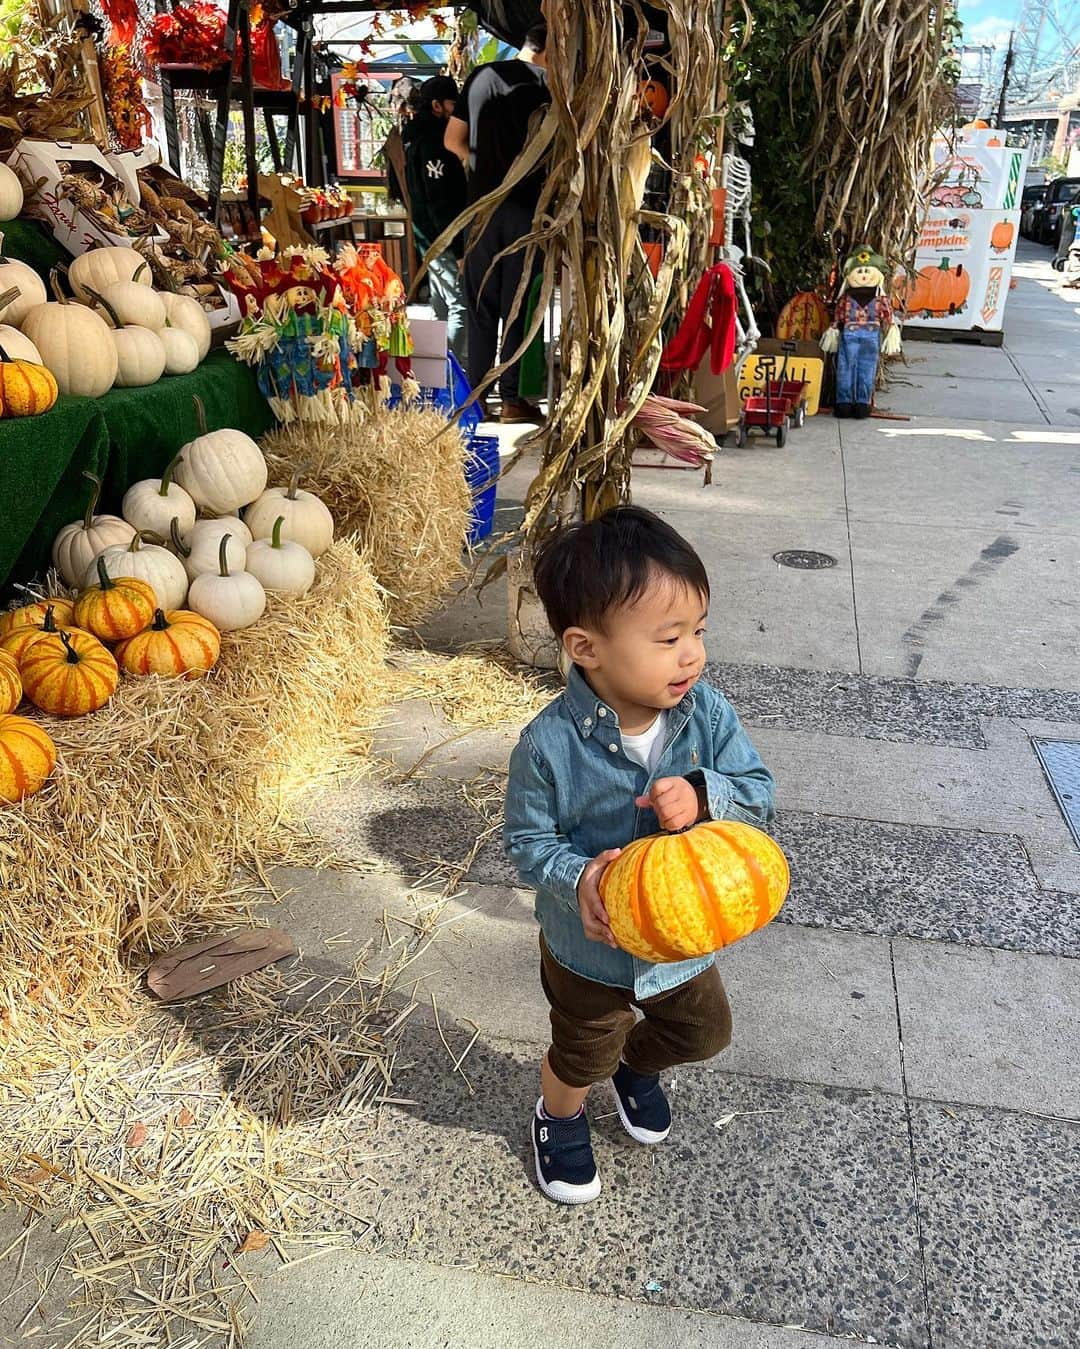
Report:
0,343,58,418
0,603,75,664
74,557,156,642
20,629,118,717
0,597,76,642
639,77,669,119
0,649,21,715
0,714,57,801
115,608,221,680
599,819,790,962
990,220,1015,252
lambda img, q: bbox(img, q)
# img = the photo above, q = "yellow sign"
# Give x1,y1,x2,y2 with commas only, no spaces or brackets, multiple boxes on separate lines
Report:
738,354,825,417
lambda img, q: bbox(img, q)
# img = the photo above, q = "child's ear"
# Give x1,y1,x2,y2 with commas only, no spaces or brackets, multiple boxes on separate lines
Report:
562,626,598,668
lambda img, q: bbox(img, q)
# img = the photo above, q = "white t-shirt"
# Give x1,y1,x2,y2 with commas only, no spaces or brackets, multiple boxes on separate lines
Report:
621,712,668,774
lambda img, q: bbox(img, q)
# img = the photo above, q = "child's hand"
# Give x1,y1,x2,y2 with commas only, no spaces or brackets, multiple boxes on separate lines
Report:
577,848,621,947
636,777,701,832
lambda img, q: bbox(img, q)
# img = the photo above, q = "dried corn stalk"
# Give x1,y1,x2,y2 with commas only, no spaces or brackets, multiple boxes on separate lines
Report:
423,0,719,553
793,0,955,272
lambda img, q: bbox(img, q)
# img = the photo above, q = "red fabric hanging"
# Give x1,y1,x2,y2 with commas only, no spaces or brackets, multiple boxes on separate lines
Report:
659,263,737,376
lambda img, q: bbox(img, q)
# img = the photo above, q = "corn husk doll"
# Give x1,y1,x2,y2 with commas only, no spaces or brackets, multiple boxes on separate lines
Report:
820,246,901,419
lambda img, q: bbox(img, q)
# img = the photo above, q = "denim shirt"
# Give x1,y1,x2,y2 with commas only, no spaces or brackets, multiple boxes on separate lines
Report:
503,665,775,999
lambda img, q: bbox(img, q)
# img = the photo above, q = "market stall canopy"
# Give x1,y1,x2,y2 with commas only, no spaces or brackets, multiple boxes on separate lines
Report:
465,1,542,46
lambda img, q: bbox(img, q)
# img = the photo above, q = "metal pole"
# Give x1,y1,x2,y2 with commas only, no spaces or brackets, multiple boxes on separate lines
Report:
996,31,1015,130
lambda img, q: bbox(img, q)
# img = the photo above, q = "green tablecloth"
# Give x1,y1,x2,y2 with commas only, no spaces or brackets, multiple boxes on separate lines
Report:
0,218,70,287
2,354,273,594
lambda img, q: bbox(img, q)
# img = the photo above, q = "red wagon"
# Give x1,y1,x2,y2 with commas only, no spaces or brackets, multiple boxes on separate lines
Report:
738,391,788,446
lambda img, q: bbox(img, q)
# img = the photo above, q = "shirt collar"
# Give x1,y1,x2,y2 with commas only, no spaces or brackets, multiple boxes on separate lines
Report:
563,664,696,739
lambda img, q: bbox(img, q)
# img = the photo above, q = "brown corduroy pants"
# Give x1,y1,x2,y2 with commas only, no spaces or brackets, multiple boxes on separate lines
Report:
539,934,732,1088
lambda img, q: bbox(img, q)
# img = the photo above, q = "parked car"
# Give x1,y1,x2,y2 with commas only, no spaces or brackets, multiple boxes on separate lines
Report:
1020,184,1048,239
1037,177,1080,245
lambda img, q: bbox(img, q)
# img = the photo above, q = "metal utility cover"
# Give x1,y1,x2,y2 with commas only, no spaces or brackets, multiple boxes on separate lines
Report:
773,550,837,570
1032,739,1080,849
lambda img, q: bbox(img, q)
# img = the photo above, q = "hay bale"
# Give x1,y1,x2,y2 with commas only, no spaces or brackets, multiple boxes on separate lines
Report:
264,407,472,627
0,537,388,1024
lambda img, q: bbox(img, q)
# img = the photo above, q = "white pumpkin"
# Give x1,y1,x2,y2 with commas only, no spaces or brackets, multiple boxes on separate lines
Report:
68,246,151,304
174,395,267,513
95,278,166,331
0,237,48,327
172,515,250,581
245,469,334,558
159,293,211,361
111,325,167,388
21,272,117,397
158,325,200,376
121,452,197,536
52,471,136,586
85,531,189,611
0,164,24,221
0,323,42,364
245,515,316,597
187,533,266,632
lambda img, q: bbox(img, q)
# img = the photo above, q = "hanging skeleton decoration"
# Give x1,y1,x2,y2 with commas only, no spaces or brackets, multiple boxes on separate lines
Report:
719,102,763,361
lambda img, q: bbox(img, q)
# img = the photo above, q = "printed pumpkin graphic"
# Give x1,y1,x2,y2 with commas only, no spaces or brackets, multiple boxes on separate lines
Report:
903,258,971,317
990,220,1015,252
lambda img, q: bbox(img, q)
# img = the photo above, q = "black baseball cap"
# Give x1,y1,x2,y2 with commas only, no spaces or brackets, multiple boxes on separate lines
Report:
419,76,458,107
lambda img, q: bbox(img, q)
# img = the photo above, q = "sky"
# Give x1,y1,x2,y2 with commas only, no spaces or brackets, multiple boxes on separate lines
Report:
958,0,1021,51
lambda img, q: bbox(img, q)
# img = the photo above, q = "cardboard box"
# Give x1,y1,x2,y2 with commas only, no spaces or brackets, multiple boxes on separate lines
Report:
9,139,168,256
106,143,163,206
390,315,448,390
905,207,1021,332
929,135,1029,213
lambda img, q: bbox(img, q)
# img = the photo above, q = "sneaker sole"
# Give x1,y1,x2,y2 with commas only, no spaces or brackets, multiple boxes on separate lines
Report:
531,1133,602,1205
613,1089,671,1145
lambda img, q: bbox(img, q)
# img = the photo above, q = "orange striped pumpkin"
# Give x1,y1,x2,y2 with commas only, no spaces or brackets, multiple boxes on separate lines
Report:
0,603,75,664
20,629,118,717
0,597,76,641
0,347,58,418
73,557,155,642
115,608,221,680
0,714,57,801
599,819,789,962
0,649,20,714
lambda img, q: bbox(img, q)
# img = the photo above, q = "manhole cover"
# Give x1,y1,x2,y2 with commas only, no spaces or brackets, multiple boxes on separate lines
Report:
773,550,837,570
1032,739,1080,848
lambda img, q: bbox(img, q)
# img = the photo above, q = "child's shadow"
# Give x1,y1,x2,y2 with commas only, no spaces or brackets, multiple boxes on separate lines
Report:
166,949,539,1163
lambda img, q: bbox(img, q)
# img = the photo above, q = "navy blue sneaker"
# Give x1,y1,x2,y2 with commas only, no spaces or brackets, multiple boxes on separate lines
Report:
531,1099,601,1204
612,1062,671,1144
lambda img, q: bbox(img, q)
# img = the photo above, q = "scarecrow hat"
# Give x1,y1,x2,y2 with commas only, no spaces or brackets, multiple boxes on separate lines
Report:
843,245,888,277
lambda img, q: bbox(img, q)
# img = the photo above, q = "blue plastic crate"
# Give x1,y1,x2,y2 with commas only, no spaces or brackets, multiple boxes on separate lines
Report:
466,435,500,546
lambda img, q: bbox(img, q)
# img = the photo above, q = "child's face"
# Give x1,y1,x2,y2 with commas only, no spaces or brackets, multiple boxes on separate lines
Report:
568,573,709,714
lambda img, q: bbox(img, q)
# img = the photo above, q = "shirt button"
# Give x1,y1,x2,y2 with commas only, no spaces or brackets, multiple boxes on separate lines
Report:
608,743,618,753
583,717,592,727
598,708,607,718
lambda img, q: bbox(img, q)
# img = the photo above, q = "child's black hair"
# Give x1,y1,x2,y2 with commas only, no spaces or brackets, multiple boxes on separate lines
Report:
532,505,709,636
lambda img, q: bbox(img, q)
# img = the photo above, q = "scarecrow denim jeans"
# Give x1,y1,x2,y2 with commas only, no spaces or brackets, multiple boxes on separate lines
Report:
835,326,881,407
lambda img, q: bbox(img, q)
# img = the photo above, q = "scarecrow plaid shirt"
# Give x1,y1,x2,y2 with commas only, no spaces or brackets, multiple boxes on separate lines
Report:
838,294,893,334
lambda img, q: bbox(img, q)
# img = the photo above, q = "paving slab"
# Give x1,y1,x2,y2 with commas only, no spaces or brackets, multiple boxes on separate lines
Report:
266,865,902,1095
845,518,1080,687
875,372,1046,424
367,1034,928,1348
773,812,1080,958
898,346,1023,382
892,940,1080,1117
912,1099,1080,1349
837,424,1080,532
246,1247,868,1349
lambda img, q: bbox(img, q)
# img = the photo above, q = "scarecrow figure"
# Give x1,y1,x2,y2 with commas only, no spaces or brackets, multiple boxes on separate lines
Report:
820,245,901,419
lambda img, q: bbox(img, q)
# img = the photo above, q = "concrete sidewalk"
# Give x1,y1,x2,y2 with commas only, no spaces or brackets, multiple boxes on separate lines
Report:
241,239,1080,1349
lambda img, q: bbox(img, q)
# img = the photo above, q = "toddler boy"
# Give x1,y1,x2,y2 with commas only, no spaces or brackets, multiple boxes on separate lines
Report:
504,506,775,1203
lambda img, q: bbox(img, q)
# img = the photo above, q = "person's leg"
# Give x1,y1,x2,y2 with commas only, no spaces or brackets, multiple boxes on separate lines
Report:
495,201,541,406
540,935,635,1107
464,216,501,396
625,961,732,1076
426,250,450,323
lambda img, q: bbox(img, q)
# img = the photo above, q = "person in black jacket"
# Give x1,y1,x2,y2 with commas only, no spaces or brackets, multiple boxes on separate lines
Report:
403,75,468,365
